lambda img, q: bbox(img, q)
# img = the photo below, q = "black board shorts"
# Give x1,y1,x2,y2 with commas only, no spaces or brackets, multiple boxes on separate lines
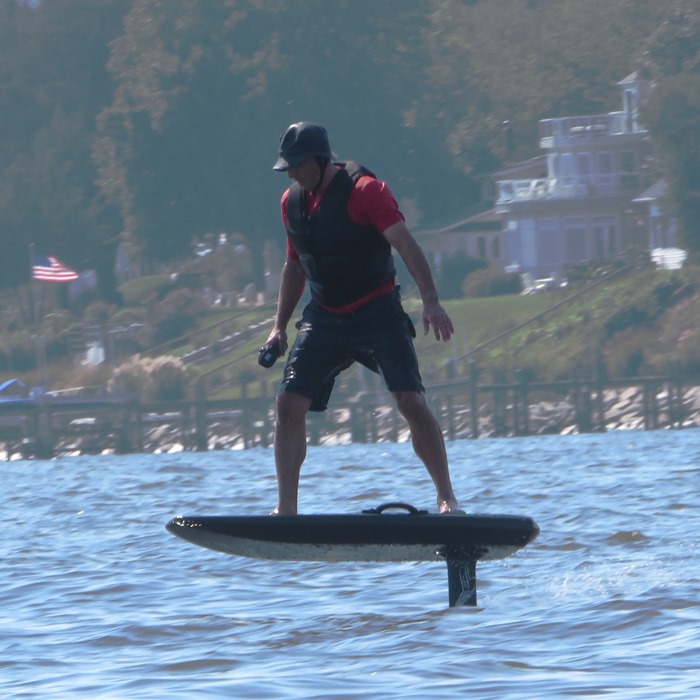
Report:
280,288,424,411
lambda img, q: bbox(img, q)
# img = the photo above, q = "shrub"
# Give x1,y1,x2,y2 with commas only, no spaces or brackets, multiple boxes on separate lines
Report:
462,269,522,297
602,304,651,337
110,308,146,326
2,332,36,372
653,276,694,308
45,334,71,364
148,356,190,401
119,275,175,306
83,301,118,325
604,327,655,377
439,251,487,299
109,355,189,401
109,356,152,396
671,327,700,375
151,288,206,344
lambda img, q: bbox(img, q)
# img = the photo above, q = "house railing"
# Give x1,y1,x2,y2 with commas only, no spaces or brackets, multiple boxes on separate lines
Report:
496,174,641,205
538,111,643,143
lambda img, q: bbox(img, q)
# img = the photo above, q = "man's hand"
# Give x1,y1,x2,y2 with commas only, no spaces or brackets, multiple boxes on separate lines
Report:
384,222,454,343
423,300,454,342
266,328,288,356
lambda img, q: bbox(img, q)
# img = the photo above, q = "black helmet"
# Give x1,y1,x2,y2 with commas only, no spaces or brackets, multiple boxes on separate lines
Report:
273,121,334,171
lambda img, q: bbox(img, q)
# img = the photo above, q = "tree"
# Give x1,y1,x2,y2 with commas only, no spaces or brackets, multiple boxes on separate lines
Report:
438,251,487,299
0,110,123,297
0,0,128,297
640,2,700,253
1,0,691,300
421,0,674,173
643,74,700,253
94,0,474,280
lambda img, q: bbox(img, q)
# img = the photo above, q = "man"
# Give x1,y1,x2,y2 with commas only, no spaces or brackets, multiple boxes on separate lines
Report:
264,121,462,516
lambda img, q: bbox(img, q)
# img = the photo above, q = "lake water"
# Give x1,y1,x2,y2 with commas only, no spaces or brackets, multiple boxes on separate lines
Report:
2,429,699,698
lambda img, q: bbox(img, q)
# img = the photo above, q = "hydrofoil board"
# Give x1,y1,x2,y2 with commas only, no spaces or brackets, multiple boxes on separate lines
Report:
166,503,539,606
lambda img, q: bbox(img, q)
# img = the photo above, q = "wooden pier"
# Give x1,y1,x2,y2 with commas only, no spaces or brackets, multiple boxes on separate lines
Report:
2,370,698,459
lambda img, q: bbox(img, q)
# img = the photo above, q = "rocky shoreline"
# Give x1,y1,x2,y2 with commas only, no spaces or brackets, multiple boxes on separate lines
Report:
4,383,699,460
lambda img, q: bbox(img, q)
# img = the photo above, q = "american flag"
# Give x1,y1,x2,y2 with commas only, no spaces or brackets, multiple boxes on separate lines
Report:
32,253,79,282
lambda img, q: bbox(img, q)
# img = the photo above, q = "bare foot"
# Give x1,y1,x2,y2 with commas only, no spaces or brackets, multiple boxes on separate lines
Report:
438,499,466,515
270,506,297,516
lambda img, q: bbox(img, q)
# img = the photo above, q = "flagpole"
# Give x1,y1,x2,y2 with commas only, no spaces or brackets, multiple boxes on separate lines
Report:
29,243,37,329
29,243,49,390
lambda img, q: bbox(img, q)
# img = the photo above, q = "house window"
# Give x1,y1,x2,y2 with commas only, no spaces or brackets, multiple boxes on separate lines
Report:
507,220,521,268
538,218,560,267
576,153,592,185
564,217,587,262
593,217,618,259
596,152,613,186
478,236,486,260
507,219,536,269
620,151,635,173
492,236,500,259
560,153,574,186
624,90,637,131
620,151,638,191
520,219,536,268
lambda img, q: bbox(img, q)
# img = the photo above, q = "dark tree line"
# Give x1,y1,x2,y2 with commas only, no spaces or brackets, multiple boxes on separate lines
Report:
0,0,696,301
0,0,127,299
641,2,700,255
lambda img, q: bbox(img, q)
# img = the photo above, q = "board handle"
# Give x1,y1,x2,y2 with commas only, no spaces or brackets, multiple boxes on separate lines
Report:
361,502,429,515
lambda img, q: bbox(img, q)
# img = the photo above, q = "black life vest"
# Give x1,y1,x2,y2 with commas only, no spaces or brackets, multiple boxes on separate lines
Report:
285,161,396,308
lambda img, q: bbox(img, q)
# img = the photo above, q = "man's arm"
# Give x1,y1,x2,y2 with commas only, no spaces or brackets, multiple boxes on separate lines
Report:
267,257,306,354
383,221,454,342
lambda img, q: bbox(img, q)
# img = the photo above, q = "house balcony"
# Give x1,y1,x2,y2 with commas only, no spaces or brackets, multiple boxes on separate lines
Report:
496,174,642,209
539,112,645,148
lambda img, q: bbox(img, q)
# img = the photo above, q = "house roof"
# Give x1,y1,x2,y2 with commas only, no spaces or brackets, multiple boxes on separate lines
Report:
619,70,639,84
417,207,501,236
633,179,666,203
492,155,547,180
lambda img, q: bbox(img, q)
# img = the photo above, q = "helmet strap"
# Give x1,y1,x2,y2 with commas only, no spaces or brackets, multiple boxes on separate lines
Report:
312,157,329,194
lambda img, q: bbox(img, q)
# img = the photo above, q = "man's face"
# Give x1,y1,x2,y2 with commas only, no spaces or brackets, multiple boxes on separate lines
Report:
287,157,320,191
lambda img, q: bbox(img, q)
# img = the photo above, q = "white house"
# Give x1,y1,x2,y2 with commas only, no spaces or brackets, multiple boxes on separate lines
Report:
412,206,505,272
413,158,546,272
495,71,657,277
416,71,680,281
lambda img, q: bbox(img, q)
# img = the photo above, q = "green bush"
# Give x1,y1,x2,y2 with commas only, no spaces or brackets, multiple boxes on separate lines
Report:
602,304,651,337
45,334,71,364
652,276,694,308
438,251,487,299
110,308,146,326
119,275,175,306
604,328,655,377
83,301,118,325
151,288,206,344
672,327,700,375
148,356,190,401
0,332,36,372
462,269,522,297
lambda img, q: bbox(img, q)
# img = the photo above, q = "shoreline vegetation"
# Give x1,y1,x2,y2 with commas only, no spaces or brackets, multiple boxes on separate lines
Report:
5,263,700,460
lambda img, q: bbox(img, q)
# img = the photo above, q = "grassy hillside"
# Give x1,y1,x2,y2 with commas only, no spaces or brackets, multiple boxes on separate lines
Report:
4,263,699,398
414,264,700,384
195,293,556,399
190,262,700,399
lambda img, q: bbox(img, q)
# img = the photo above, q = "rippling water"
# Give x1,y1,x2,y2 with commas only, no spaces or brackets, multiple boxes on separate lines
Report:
2,429,699,698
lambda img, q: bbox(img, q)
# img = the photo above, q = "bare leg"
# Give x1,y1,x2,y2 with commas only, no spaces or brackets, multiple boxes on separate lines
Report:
393,390,463,514
272,391,312,515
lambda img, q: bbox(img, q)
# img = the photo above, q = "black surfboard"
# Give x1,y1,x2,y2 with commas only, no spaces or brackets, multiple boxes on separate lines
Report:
166,502,539,607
